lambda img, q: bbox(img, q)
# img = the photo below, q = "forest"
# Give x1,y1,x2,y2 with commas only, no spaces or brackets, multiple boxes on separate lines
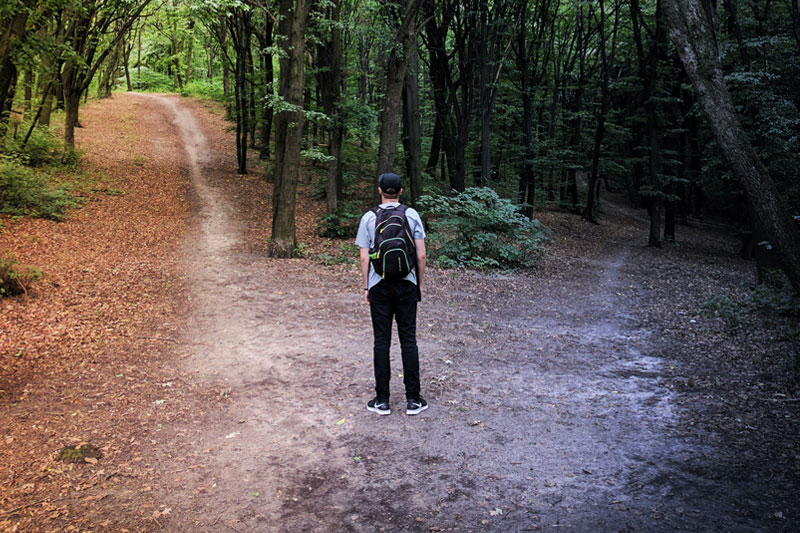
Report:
1,0,799,286
3,1,800,531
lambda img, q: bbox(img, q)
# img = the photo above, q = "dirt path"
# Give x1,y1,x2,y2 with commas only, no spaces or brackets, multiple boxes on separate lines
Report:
124,94,799,532
4,93,795,532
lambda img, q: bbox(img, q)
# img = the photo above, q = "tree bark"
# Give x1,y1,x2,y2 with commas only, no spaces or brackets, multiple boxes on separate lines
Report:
257,15,274,160
270,0,314,258
402,39,422,206
184,20,195,85
376,0,424,177
664,0,800,292
316,0,344,213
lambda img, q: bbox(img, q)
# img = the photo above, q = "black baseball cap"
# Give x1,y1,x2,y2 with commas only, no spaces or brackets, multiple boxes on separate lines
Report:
378,173,402,194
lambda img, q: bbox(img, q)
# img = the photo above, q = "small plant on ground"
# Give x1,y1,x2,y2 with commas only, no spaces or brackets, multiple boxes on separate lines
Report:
0,156,78,220
315,242,358,266
57,443,102,463
417,187,551,270
318,201,362,239
701,282,800,330
0,254,43,297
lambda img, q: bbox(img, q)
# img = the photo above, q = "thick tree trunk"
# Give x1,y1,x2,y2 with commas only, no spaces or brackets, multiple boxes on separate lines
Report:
664,0,800,292
270,0,313,258
376,0,423,176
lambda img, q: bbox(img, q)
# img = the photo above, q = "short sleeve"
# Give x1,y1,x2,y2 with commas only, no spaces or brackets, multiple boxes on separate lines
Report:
355,211,374,249
406,208,426,240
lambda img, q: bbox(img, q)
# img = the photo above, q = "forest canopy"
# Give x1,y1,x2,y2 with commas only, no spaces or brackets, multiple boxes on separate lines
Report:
1,0,799,285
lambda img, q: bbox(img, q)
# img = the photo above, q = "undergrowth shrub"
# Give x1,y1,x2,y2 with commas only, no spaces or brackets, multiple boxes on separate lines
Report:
0,124,66,167
0,254,42,297
0,157,78,219
128,68,173,92
182,80,226,102
702,283,800,330
702,283,800,383
315,242,358,266
418,187,551,270
318,200,362,239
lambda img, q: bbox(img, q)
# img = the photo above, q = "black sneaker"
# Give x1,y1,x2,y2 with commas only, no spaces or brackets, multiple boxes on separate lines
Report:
367,398,391,415
406,397,428,415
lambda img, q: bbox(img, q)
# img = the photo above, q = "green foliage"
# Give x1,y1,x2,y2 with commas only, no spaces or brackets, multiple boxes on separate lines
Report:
0,157,78,220
318,201,362,239
182,80,226,102
315,242,358,266
701,284,800,330
293,242,311,258
1,124,64,167
130,67,174,92
418,187,551,270
0,254,42,297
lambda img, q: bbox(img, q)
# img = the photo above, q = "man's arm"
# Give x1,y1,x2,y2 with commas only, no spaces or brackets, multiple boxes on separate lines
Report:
415,238,426,301
360,247,371,304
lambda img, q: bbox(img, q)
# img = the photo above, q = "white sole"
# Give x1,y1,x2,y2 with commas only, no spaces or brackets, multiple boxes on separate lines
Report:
406,404,428,415
367,406,391,415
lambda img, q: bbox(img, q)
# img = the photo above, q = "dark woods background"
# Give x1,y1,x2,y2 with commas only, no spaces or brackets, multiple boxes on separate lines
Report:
2,0,799,284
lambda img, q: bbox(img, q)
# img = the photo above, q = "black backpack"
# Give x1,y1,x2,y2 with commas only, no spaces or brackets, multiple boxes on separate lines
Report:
369,204,417,280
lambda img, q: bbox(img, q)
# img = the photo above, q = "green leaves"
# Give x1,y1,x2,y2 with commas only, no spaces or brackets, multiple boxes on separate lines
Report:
418,187,551,270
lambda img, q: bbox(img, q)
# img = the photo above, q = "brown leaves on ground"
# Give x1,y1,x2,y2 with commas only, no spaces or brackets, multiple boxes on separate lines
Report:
0,94,196,531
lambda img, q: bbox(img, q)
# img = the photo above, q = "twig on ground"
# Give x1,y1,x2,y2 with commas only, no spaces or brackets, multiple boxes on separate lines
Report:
0,498,48,516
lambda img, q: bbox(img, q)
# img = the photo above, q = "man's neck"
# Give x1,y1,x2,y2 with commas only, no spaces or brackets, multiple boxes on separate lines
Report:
380,197,400,204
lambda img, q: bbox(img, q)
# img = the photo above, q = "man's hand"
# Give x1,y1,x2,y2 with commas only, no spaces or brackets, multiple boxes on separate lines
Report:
363,289,370,305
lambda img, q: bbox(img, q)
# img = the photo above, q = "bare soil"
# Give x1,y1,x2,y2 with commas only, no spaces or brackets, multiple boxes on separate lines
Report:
1,93,798,532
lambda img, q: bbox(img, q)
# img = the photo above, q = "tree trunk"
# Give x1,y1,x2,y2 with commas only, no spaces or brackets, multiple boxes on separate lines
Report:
376,0,423,177
64,91,81,148
516,1,536,218
584,0,618,222
184,20,195,85
425,115,442,176
664,0,800,292
270,0,313,258
123,34,133,91
478,2,491,188
257,15,274,159
402,39,422,206
316,0,344,213
0,8,28,132
247,39,257,149
220,15,231,118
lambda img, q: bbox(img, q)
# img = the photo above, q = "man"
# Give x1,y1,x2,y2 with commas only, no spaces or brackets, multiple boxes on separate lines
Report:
355,173,428,416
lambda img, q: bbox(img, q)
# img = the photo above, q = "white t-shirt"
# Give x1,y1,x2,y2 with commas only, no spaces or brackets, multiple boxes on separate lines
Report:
355,202,425,290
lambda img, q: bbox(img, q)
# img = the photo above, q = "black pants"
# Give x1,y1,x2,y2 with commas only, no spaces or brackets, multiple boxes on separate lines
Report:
369,280,420,401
